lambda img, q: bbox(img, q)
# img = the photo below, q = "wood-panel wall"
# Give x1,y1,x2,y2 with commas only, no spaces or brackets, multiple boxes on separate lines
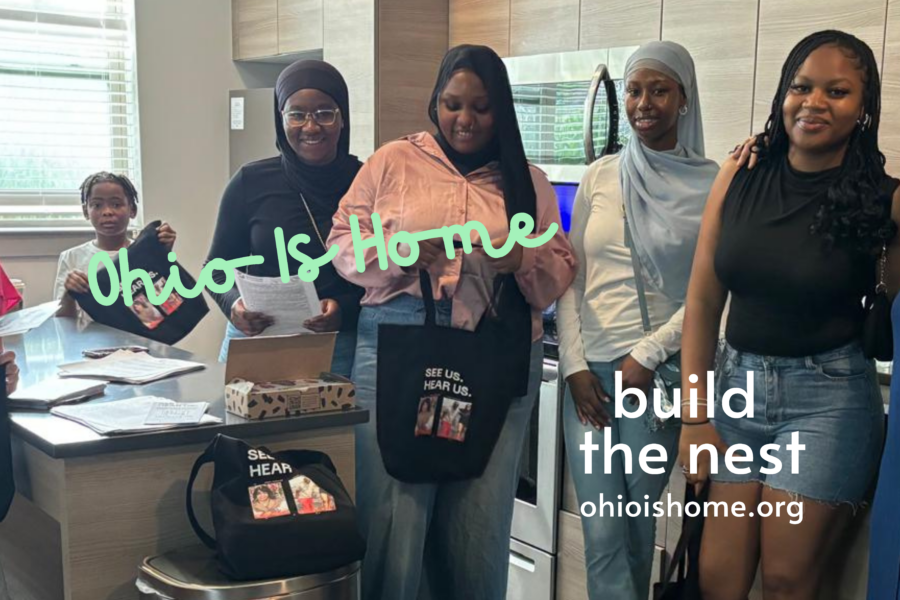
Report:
451,0,900,166
378,0,449,145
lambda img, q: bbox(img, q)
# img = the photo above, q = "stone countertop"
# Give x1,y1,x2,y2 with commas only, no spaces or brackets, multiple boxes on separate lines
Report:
5,318,368,459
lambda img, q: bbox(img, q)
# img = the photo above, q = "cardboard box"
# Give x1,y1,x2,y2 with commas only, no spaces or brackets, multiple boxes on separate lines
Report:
223,333,355,420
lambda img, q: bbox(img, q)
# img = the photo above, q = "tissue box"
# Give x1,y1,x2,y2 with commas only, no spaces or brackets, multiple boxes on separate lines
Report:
223,333,356,420
225,374,355,420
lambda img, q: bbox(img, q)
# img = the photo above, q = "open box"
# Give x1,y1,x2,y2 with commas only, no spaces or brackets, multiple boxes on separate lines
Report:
224,333,355,420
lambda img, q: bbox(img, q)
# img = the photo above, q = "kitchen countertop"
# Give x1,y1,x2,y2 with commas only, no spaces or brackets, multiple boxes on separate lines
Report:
5,317,368,459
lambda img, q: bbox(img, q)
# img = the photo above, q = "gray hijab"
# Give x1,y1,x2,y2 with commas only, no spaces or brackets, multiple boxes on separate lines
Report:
619,41,719,303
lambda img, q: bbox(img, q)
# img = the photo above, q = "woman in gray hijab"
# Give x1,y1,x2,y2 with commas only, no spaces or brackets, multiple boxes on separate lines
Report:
556,41,718,600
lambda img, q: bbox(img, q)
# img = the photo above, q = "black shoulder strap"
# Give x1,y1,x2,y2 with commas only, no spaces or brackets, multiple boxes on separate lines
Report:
185,438,218,549
663,483,709,587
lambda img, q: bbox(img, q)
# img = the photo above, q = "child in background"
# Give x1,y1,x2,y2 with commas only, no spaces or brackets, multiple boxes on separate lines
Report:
54,172,176,319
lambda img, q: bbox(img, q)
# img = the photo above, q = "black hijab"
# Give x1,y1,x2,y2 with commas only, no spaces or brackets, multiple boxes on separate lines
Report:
428,45,536,220
275,59,362,212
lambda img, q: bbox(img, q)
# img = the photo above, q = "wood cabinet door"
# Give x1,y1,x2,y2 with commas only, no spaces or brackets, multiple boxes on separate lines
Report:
752,0,886,132
279,0,324,55
450,0,511,57
234,0,278,60
580,0,662,50
510,0,579,57
662,0,759,159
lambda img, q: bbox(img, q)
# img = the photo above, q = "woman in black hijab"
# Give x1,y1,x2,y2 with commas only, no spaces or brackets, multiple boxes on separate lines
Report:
327,45,575,599
205,59,364,375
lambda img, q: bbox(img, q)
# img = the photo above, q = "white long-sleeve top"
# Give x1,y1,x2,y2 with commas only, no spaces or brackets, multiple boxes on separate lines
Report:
557,154,684,380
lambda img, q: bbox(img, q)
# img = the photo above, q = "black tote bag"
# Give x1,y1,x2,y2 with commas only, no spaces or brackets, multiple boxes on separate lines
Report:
654,483,709,600
186,434,365,581
73,220,209,345
375,270,532,484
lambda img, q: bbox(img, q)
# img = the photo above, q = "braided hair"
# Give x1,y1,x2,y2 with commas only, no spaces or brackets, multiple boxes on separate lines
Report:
79,172,139,208
756,30,895,255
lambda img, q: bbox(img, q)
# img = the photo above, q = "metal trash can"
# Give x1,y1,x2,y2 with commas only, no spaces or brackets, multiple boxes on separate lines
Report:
136,545,360,600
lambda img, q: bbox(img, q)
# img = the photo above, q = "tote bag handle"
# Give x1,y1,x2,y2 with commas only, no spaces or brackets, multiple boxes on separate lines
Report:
185,439,218,549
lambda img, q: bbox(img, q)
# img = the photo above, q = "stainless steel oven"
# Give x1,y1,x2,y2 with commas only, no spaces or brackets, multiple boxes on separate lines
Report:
508,360,562,600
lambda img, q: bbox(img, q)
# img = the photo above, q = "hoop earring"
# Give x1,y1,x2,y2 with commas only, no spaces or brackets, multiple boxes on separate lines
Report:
679,105,688,116
858,113,872,131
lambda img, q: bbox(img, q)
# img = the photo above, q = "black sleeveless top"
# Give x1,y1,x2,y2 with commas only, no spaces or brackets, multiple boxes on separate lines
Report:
714,156,897,357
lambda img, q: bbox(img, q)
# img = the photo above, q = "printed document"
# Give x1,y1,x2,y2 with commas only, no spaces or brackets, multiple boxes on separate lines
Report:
51,396,219,435
58,350,205,384
234,271,321,336
0,300,61,337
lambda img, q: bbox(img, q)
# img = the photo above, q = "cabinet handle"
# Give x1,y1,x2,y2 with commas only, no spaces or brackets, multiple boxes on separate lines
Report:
509,550,536,573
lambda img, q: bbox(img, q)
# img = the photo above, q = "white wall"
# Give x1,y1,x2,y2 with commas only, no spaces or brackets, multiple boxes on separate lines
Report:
0,0,284,360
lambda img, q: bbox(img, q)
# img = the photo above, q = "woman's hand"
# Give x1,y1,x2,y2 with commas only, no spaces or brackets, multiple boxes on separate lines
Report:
231,298,274,336
303,299,342,333
1,350,19,395
678,423,729,494
566,370,612,430
619,355,655,402
64,270,90,294
729,134,767,170
483,235,523,274
156,222,177,250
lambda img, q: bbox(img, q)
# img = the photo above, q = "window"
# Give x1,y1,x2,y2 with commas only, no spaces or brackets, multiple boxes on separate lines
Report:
0,0,140,231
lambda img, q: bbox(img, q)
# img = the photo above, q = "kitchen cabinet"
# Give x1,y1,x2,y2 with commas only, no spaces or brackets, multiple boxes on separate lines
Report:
510,0,579,57
378,0,449,145
580,0,661,50
662,0,759,159
449,0,511,57
752,0,886,132
278,0,324,55
233,0,278,60
232,0,323,60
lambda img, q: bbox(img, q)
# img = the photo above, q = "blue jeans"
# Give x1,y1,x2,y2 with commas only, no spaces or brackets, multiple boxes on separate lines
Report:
562,357,680,600
218,321,357,379
712,341,884,503
353,294,543,600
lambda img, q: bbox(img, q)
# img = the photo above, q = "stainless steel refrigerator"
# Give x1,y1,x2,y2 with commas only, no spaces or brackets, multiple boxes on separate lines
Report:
229,88,277,176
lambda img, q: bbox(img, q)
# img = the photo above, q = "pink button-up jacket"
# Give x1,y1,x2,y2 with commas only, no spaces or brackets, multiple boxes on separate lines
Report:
328,132,577,341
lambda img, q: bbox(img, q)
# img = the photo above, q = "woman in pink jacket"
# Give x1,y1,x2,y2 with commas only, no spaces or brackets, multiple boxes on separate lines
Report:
328,45,576,600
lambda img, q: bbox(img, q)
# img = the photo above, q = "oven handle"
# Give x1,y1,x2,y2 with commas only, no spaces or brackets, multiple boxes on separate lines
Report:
509,549,537,573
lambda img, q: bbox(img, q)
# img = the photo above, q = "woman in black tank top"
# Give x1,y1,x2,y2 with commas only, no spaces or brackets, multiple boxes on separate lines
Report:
678,31,900,600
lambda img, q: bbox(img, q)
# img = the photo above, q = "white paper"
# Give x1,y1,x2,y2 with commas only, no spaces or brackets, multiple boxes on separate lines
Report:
51,396,220,436
58,350,205,384
234,271,321,336
231,97,244,130
144,401,208,425
0,300,61,337
9,377,106,408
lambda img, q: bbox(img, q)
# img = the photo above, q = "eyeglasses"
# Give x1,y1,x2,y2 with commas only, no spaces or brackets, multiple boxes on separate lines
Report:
282,108,340,127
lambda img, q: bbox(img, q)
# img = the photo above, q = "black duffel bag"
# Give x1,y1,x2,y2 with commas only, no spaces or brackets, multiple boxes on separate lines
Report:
375,270,532,483
73,220,209,345
186,434,365,581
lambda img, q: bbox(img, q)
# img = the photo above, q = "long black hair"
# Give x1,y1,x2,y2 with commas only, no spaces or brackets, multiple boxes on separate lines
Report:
79,171,139,207
756,30,895,255
428,45,537,221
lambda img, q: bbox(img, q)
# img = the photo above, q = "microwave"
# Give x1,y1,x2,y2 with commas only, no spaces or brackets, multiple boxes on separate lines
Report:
504,46,636,183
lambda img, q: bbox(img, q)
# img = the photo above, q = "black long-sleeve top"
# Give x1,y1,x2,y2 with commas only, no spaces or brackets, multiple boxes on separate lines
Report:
205,157,364,332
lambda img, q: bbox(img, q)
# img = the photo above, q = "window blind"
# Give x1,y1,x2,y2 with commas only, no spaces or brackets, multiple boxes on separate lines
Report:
0,0,140,231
